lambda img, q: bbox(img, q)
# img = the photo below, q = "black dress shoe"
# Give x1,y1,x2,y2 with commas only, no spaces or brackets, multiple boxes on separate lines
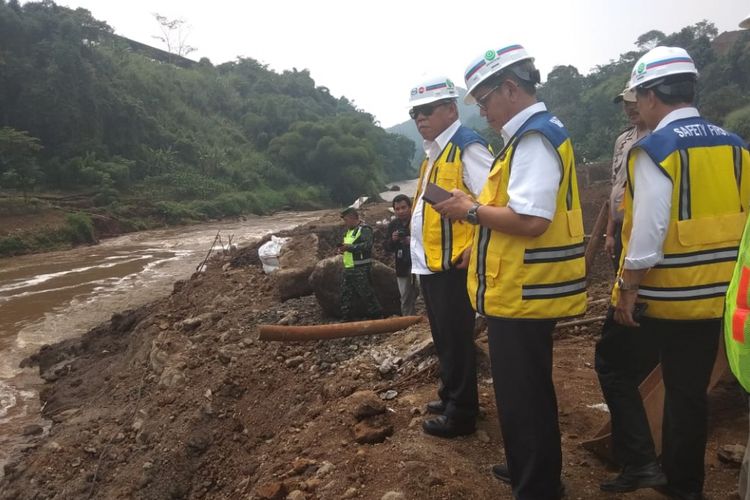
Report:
492,464,566,497
600,461,667,493
491,464,511,484
426,400,446,415
422,415,475,438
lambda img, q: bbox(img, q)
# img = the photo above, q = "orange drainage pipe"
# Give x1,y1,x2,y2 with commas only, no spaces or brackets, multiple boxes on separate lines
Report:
258,315,424,342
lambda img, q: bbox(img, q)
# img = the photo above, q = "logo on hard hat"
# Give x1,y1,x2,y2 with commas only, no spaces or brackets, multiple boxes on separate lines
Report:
637,62,646,74
418,87,425,94
446,79,455,89
484,50,496,62
410,88,418,96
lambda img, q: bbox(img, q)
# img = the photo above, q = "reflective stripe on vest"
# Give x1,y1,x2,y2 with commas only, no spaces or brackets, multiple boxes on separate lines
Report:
614,116,750,320
523,242,585,264
467,110,587,319
522,277,587,300
732,266,750,342
638,282,730,301
654,246,739,268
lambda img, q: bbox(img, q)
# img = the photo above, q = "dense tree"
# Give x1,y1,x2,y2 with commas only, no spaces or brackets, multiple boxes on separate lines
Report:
725,106,750,141
0,126,43,200
389,21,749,166
538,21,747,161
0,0,414,216
636,30,666,50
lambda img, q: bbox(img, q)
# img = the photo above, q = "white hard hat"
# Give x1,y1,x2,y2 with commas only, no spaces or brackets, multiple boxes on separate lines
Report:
408,76,459,108
463,44,534,104
627,46,698,91
741,13,750,29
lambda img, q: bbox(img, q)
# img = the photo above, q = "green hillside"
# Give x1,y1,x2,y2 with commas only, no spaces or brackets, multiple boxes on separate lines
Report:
0,0,415,221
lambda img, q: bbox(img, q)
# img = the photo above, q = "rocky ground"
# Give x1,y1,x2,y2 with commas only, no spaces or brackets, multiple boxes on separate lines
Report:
1,186,748,500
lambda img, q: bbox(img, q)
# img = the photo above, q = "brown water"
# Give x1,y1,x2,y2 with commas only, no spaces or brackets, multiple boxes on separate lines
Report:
0,210,326,472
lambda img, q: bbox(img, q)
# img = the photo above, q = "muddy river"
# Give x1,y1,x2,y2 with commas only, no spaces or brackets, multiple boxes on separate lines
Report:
0,178,419,473
0,210,328,471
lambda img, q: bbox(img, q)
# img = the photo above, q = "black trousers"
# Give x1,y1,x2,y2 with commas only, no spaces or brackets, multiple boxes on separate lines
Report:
420,268,478,421
487,317,563,500
595,309,720,493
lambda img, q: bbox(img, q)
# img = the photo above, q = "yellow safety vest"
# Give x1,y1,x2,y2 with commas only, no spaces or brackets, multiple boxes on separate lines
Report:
343,226,362,268
468,110,587,319
613,115,750,320
725,215,750,392
415,125,490,272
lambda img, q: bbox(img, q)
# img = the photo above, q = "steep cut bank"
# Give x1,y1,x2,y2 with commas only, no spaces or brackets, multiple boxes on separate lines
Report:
1,197,747,500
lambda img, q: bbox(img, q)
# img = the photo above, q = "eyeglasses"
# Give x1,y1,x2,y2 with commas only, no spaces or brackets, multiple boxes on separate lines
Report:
409,100,449,120
475,85,500,110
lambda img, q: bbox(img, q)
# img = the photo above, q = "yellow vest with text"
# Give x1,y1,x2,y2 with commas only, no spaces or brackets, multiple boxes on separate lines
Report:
614,116,750,320
468,111,587,319
415,125,490,272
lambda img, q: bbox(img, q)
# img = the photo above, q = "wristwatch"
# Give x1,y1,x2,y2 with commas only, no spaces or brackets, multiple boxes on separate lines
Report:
616,276,639,291
466,203,481,225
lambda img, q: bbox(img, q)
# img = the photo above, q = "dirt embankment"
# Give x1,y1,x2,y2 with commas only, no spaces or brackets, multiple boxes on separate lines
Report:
1,190,748,500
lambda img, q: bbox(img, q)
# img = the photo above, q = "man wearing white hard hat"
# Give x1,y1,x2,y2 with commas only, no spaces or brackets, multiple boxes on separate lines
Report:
605,86,649,271
596,46,750,498
436,44,585,499
407,77,493,438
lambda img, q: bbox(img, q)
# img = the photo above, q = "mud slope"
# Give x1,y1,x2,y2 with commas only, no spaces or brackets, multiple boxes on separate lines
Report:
1,196,747,500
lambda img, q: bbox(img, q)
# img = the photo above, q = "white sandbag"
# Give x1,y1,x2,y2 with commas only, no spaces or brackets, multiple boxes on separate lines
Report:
258,236,290,274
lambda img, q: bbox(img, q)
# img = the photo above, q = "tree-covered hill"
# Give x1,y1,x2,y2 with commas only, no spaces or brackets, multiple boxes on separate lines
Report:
389,22,750,164
0,0,415,221
540,21,750,162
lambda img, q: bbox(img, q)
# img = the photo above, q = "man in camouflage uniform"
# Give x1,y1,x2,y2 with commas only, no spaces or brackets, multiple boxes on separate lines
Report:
339,207,382,320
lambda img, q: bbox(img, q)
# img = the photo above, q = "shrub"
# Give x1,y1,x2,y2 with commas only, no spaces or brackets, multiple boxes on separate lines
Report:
282,185,326,210
93,187,120,206
0,236,28,256
154,201,203,224
65,213,97,244
252,188,287,214
724,106,750,142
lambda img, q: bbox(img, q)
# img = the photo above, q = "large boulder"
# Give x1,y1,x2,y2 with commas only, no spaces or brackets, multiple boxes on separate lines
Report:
309,256,400,318
274,234,320,301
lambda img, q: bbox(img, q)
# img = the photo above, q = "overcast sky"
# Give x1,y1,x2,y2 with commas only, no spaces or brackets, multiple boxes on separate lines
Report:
53,0,749,128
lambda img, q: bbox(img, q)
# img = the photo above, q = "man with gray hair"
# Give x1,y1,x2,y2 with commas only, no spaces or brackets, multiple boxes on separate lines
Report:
407,76,493,439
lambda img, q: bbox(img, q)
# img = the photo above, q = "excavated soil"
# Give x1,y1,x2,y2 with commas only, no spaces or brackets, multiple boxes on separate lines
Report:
1,185,747,500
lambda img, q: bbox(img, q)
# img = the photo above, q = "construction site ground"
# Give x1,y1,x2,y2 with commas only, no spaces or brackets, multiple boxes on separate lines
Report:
0,183,747,500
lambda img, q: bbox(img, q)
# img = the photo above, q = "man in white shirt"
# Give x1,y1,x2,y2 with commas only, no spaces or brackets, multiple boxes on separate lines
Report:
436,44,585,499
596,47,750,499
407,76,493,438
